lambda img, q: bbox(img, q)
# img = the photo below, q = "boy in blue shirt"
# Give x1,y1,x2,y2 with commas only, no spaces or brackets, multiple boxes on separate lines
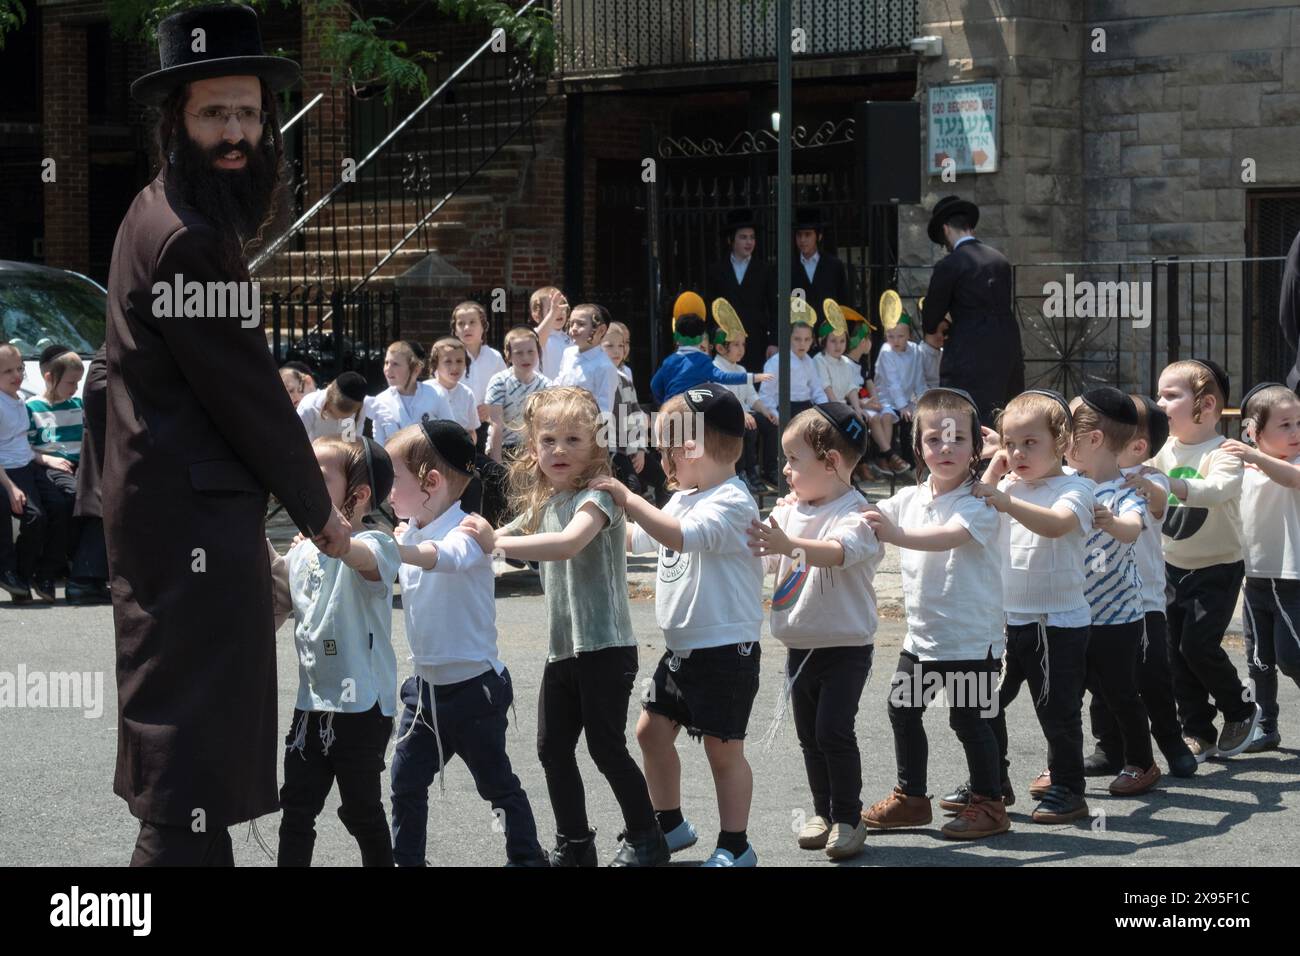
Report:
651,292,770,404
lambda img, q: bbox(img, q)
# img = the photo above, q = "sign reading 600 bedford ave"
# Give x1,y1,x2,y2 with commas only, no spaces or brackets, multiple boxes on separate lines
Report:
927,82,998,175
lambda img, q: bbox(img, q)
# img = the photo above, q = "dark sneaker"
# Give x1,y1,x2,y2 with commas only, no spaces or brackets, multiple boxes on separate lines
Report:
548,830,598,867
30,579,57,603
608,828,669,867
66,580,112,605
1158,737,1198,778
1244,727,1281,753
504,854,551,868
0,570,31,599
938,779,1015,812
1030,784,1089,824
1216,706,1262,758
1083,750,1121,776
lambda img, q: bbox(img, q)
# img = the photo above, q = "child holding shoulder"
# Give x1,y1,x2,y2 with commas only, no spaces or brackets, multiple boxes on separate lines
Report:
269,436,402,867
1065,387,1159,796
384,421,547,867
464,386,666,867
1222,382,1300,752
454,300,508,452
1151,359,1259,760
484,326,552,463
590,384,764,867
605,322,670,506
972,389,1094,824
861,387,1009,839
652,293,768,405
746,403,881,860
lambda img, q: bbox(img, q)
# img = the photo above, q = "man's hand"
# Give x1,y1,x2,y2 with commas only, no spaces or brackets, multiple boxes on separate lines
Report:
747,516,792,557
459,513,495,554
589,474,631,508
312,506,352,558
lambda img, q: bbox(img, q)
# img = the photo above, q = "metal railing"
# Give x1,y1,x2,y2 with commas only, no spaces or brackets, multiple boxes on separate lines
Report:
554,0,919,74
267,286,400,390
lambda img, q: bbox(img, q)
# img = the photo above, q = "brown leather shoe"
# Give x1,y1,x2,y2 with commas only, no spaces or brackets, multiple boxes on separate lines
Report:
1108,763,1161,796
862,786,933,829
1028,769,1052,800
941,795,1011,840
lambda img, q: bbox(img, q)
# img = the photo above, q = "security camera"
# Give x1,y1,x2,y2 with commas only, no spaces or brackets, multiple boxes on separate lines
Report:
909,36,943,58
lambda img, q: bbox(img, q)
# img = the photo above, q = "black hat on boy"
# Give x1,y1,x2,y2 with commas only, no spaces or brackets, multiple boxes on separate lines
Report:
359,437,394,512
333,371,368,404
420,419,477,476
1186,358,1231,406
814,402,870,456
682,383,746,438
1081,385,1139,426
1136,395,1169,454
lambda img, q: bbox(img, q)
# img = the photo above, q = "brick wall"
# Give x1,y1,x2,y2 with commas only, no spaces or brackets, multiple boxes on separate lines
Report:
41,2,96,274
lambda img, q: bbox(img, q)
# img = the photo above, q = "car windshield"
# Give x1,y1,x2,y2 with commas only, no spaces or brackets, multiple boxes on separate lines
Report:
0,271,106,357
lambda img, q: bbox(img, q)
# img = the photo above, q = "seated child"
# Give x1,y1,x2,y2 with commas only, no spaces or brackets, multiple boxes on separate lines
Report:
652,293,768,404
713,313,777,493
25,345,85,599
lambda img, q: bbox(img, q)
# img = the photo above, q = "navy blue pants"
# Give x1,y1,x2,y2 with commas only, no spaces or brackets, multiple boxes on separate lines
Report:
390,668,544,866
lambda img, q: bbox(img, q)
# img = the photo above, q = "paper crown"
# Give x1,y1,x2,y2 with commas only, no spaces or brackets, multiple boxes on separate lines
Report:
673,291,707,336
818,298,849,337
790,295,816,327
711,297,747,343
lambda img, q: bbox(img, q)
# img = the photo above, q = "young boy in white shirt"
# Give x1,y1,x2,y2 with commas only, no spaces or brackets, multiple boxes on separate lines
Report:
453,300,507,452
591,384,764,867
758,316,827,418
554,303,620,416
530,286,573,381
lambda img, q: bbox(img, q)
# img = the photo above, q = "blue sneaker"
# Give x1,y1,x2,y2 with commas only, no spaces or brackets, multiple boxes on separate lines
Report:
701,845,757,867
663,819,699,854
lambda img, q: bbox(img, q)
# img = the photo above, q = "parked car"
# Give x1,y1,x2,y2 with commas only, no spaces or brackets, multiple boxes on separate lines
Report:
0,260,106,399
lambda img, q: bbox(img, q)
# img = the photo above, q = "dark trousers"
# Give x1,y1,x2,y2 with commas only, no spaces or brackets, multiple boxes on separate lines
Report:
278,705,394,867
888,650,1003,801
70,516,109,583
390,668,543,866
940,314,1025,428
130,820,233,867
1166,561,1252,740
459,453,508,526
1243,577,1300,735
992,623,1089,795
789,644,873,823
1083,620,1153,768
612,450,670,507
0,462,70,581
1090,611,1183,761
754,413,778,480
536,644,656,838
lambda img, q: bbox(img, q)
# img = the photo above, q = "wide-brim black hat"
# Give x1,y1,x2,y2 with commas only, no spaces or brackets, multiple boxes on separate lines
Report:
793,206,824,231
721,208,757,237
927,195,980,245
131,4,300,107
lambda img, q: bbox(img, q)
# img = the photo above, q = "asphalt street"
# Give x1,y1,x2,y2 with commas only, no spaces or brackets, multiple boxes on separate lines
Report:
2,555,1297,868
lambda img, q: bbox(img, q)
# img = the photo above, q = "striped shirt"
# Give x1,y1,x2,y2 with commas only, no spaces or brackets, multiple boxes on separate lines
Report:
484,368,552,448
26,396,84,464
1083,477,1146,625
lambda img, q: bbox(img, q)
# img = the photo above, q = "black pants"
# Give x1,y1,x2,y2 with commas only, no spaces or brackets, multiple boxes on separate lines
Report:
390,668,543,866
536,644,656,838
1090,611,1183,761
278,705,394,867
130,820,233,867
754,413,779,480
939,313,1025,428
459,453,508,526
1243,577,1300,735
70,516,109,583
612,450,670,507
888,650,1003,801
992,623,1089,795
789,644,873,823
1166,561,1252,741
1083,620,1153,768
0,462,70,581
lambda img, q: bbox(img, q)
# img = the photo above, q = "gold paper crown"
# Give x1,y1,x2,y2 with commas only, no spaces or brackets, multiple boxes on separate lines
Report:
878,289,903,331
790,294,816,327
711,297,747,342
820,298,848,336
672,291,706,333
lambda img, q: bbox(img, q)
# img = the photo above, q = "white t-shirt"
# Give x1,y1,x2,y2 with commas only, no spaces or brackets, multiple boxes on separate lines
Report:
874,342,926,413
431,379,481,433
0,391,34,469
285,531,401,715
714,355,759,411
759,351,827,408
629,475,763,652
765,489,882,649
295,388,380,443
464,344,507,405
555,345,619,415
999,472,1095,623
1083,477,1146,625
369,383,455,445
1242,453,1300,580
1122,465,1169,613
813,352,864,403
876,479,1004,661
398,503,503,685
541,330,574,381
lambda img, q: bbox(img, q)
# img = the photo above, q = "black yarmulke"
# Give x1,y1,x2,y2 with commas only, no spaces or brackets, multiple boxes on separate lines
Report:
683,383,746,437
334,371,368,403
1082,386,1138,426
814,401,869,455
1188,358,1230,405
420,419,476,476
1240,381,1290,419
1136,395,1169,454
361,437,394,510
1022,388,1073,425
38,344,75,367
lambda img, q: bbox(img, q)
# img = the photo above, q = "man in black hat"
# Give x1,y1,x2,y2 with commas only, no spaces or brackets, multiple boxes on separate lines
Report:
921,195,1025,426
791,207,849,328
103,3,351,865
706,209,776,370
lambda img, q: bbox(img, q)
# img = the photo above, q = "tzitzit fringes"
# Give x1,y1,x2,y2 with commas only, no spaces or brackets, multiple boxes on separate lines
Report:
757,650,814,753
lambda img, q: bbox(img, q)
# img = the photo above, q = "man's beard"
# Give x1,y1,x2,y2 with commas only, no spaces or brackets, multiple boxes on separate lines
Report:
172,128,280,260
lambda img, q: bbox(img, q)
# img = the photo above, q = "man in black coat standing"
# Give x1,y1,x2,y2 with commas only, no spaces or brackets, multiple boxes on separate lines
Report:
790,207,849,329
705,209,775,369
1281,229,1300,389
105,4,352,866
921,195,1025,425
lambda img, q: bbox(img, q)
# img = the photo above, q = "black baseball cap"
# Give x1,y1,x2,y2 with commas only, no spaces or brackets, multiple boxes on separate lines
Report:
682,383,746,438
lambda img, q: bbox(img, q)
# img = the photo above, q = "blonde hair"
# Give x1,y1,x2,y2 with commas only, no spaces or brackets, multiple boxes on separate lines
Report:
312,437,373,519
997,391,1071,457
386,424,472,504
1163,359,1224,423
656,392,744,487
503,325,540,360
430,336,466,368
606,321,630,344
385,340,425,384
507,386,612,532
42,350,83,391
1244,384,1300,438
529,286,561,321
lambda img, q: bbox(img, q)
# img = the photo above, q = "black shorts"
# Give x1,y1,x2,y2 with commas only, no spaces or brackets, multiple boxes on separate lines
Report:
643,642,762,742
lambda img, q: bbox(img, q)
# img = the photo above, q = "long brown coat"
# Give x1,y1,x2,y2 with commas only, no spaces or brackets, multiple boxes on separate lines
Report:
73,345,106,519
103,171,333,828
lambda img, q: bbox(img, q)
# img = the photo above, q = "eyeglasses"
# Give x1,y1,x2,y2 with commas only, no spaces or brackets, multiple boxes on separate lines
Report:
183,106,269,130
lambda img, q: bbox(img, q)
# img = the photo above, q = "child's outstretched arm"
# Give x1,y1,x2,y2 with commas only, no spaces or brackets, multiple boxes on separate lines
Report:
1093,505,1143,544
397,520,487,572
590,475,684,552
1222,439,1300,488
493,501,609,562
864,508,973,552
340,536,382,581
974,486,1082,538
747,515,845,567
